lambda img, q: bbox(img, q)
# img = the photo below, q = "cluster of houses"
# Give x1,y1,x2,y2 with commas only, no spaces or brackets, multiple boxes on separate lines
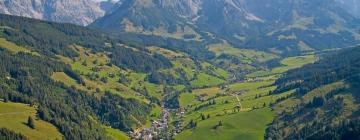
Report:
131,108,170,140
173,110,185,135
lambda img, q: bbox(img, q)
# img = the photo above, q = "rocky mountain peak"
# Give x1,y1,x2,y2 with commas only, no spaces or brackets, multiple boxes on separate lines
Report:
0,0,105,25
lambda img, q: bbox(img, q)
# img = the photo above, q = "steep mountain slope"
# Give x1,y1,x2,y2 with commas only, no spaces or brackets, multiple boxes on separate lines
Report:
91,0,360,55
0,0,105,25
91,0,188,35
336,0,360,18
267,46,360,139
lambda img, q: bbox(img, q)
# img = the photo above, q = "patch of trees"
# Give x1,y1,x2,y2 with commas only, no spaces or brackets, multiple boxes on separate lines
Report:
305,96,325,108
146,69,190,86
94,92,151,131
118,73,132,86
163,86,180,109
187,119,197,129
64,67,84,85
27,116,35,129
0,128,27,140
212,121,223,129
111,47,172,73
182,34,196,39
194,100,216,111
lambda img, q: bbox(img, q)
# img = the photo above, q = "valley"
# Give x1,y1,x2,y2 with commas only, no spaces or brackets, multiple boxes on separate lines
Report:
0,0,360,139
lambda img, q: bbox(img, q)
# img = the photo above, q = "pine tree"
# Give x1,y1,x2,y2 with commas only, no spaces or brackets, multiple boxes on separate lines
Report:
28,116,35,129
218,121,223,126
201,114,206,120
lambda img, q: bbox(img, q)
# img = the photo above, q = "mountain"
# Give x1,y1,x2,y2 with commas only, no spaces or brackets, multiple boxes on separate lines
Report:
2,1,360,140
0,14,170,139
267,46,360,139
100,0,122,15
336,0,360,18
0,0,106,25
91,0,360,55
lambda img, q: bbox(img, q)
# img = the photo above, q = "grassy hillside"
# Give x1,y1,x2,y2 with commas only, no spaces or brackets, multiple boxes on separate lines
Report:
104,127,130,140
0,102,63,140
267,46,360,139
174,53,314,139
176,108,274,140
246,55,316,78
175,77,293,140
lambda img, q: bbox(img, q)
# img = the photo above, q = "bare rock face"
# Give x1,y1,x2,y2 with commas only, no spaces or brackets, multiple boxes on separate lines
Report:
0,0,106,26
336,0,360,18
157,0,202,18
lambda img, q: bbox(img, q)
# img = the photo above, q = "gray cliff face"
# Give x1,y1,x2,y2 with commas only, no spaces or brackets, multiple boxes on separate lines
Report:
0,0,106,25
157,0,202,18
336,0,360,18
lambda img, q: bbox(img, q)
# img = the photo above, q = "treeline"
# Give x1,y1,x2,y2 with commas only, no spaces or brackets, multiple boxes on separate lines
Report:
0,128,27,140
146,68,190,86
115,32,216,60
0,50,150,139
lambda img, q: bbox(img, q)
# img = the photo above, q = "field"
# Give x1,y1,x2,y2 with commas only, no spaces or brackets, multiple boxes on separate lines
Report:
175,108,273,140
191,73,225,88
0,101,63,140
247,55,316,78
0,38,39,55
207,42,278,63
179,93,197,108
105,126,130,140
51,72,80,87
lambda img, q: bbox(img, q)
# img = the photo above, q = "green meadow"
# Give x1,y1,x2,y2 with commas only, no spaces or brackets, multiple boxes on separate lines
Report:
247,55,316,78
0,101,63,140
175,54,316,140
176,108,274,140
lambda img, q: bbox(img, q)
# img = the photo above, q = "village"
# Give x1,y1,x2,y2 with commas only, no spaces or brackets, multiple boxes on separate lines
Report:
131,107,175,140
